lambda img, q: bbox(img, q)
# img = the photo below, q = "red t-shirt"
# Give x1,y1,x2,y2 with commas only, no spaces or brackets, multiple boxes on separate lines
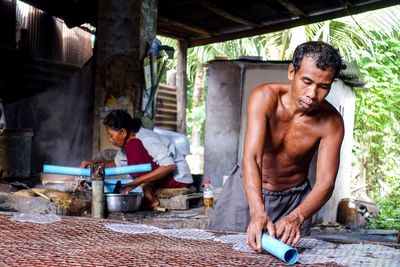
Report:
126,138,158,178
125,138,184,188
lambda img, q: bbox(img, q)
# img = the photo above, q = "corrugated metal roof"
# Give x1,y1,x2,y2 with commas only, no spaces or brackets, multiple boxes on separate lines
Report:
19,0,400,47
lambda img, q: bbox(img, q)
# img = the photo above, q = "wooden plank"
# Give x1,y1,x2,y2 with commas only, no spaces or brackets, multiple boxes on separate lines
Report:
158,89,177,96
159,84,177,91
156,99,176,105
156,83,178,132
157,92,176,99
156,102,177,109
156,107,177,114
155,114,177,121
153,121,177,126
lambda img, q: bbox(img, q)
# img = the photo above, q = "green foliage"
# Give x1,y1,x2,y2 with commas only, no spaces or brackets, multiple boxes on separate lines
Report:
352,35,400,229
367,184,400,230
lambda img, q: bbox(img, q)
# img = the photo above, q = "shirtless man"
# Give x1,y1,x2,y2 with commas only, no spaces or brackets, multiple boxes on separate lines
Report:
209,41,344,252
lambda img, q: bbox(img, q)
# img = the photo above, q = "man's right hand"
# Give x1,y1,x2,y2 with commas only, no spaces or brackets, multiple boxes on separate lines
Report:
247,212,275,252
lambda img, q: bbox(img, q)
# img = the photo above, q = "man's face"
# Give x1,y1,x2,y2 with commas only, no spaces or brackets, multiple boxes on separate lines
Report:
106,127,127,148
288,57,336,112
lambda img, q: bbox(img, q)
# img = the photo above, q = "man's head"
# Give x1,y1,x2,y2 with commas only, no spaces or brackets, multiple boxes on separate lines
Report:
292,41,342,78
288,41,342,113
103,110,142,147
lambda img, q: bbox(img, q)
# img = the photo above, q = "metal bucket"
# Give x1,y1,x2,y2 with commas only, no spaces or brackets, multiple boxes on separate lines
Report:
105,193,142,213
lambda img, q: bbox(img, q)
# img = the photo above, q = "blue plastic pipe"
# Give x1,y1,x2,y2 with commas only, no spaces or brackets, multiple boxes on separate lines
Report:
261,232,298,265
43,164,91,176
104,164,152,176
43,163,152,177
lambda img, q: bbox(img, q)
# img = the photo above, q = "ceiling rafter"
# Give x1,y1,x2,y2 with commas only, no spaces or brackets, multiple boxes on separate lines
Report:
158,16,218,37
276,0,306,17
188,0,398,47
197,0,261,27
157,30,187,41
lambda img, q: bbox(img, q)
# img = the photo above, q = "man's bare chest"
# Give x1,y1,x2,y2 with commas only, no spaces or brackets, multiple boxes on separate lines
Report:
265,119,320,160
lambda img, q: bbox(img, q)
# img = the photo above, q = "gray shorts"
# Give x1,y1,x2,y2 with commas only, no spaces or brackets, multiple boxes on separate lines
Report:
208,165,312,236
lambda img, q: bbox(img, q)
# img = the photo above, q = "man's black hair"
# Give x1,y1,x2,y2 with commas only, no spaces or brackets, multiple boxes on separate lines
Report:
292,41,342,78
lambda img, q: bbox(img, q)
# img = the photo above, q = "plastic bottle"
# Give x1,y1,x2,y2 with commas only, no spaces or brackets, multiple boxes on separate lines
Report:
203,179,214,216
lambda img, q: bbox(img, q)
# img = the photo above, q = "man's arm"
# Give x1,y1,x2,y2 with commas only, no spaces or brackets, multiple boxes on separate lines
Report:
242,86,276,252
275,113,344,245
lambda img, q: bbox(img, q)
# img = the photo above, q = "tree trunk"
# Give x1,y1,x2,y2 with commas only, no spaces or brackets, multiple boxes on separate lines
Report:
191,63,204,148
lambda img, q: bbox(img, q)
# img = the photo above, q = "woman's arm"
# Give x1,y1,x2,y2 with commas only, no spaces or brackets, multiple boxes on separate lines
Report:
120,164,175,194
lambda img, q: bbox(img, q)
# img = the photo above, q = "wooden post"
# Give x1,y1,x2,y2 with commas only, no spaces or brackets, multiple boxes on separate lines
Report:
176,40,188,134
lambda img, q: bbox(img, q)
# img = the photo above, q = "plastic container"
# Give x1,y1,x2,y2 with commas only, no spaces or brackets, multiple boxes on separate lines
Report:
203,179,214,216
261,233,298,265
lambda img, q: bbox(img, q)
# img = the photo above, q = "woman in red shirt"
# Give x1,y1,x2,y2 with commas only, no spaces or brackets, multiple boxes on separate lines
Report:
103,110,175,208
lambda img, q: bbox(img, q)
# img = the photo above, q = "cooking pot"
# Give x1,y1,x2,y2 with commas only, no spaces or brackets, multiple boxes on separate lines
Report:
106,192,143,213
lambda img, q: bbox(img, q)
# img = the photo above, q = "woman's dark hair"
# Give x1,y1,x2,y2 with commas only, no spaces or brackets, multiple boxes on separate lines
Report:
292,41,342,78
103,110,142,133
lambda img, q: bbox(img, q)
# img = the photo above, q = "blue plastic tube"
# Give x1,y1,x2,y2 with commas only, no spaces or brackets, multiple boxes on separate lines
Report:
43,163,152,177
104,164,152,176
261,232,298,265
43,165,91,176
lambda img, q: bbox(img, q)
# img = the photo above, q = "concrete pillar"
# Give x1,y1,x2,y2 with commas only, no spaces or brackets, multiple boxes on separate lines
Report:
93,0,158,154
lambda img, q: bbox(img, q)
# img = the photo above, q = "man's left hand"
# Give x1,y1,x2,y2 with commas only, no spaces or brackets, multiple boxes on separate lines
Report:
274,213,303,246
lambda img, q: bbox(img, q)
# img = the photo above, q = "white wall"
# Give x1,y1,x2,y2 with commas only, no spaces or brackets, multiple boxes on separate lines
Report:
238,66,289,158
315,79,356,222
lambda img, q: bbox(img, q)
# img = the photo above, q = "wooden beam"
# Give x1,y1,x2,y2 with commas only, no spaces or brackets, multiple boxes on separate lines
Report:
188,0,400,47
158,15,217,37
197,0,260,27
176,40,188,134
157,30,187,41
276,0,306,17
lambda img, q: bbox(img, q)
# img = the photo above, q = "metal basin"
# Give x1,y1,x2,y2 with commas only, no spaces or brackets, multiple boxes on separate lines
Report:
105,193,143,213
